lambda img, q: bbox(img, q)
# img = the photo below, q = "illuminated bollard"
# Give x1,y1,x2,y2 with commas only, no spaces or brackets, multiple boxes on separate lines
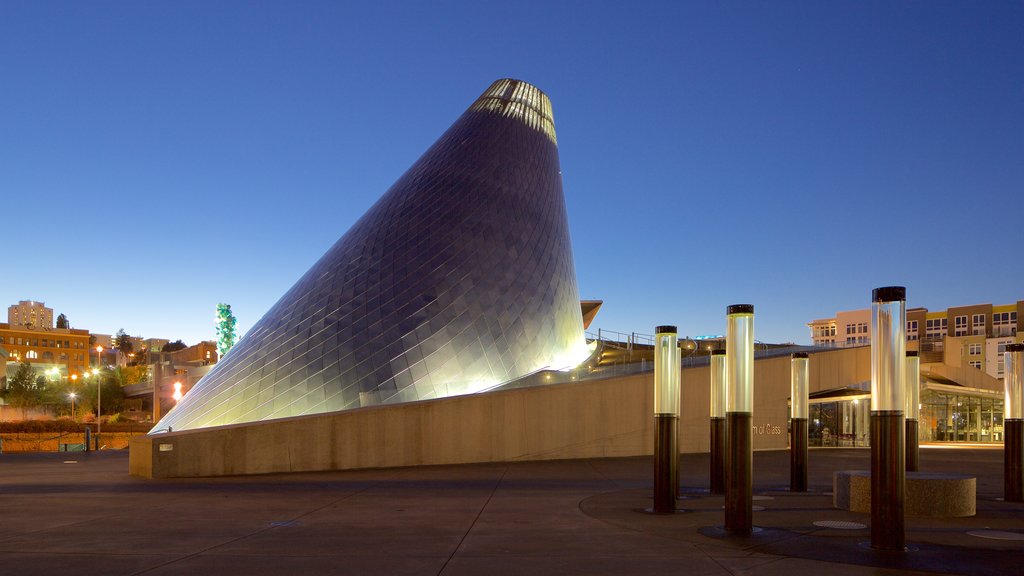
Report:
652,325,680,513
905,351,921,472
725,305,753,533
870,286,906,551
1005,343,1024,502
790,352,809,492
709,348,726,494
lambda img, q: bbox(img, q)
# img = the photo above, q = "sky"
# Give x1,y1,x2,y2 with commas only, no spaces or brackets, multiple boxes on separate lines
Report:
1,1,1022,347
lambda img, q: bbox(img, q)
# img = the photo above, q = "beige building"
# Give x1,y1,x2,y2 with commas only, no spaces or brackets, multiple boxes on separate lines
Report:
809,300,1023,380
8,300,54,330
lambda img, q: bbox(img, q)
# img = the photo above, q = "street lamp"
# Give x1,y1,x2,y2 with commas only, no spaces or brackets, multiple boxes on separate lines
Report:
69,392,77,421
172,381,183,402
95,345,103,437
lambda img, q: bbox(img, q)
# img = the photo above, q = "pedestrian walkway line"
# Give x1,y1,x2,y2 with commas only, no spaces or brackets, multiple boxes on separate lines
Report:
436,464,510,576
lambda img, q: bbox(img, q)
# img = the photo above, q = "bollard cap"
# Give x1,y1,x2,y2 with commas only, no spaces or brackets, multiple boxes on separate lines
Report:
872,286,906,302
711,348,726,355
655,325,677,335
727,304,754,315
1008,343,1024,352
906,350,919,357
791,352,808,359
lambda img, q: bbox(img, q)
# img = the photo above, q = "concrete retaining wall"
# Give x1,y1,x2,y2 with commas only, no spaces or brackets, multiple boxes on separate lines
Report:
131,346,871,478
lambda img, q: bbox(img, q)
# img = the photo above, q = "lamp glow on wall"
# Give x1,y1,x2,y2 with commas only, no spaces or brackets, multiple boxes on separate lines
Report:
172,382,183,403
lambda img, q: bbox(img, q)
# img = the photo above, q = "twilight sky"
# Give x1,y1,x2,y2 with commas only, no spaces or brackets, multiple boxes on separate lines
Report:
2,1,1021,346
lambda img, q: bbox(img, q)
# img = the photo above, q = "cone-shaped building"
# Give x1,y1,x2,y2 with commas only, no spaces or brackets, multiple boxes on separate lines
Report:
153,79,588,433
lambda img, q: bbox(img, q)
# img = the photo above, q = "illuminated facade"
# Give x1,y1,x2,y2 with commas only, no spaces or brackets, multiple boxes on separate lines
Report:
8,300,54,330
153,79,588,433
0,322,92,376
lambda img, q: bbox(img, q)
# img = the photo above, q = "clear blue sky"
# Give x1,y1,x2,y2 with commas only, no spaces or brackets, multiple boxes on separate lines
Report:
2,1,1021,346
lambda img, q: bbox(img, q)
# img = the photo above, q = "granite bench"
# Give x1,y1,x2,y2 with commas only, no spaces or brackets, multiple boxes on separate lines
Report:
833,470,976,517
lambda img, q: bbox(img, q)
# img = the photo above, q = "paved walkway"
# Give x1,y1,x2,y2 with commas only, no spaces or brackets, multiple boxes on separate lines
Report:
0,447,1020,575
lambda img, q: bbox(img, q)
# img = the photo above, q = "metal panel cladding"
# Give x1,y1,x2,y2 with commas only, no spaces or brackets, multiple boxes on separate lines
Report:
152,79,587,433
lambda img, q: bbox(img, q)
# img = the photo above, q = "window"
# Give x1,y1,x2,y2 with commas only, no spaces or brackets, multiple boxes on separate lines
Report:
968,343,982,356
954,315,968,337
859,323,868,334
994,312,1018,336
972,314,986,336
925,318,948,340
907,320,919,341
26,350,38,359
969,361,982,369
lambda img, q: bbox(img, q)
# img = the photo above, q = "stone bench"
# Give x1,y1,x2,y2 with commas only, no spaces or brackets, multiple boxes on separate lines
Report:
833,470,976,517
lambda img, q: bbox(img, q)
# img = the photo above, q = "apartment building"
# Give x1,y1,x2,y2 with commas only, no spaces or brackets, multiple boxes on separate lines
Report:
808,300,1023,380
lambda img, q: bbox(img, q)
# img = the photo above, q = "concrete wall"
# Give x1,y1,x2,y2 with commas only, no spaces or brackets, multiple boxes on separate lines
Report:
131,346,871,478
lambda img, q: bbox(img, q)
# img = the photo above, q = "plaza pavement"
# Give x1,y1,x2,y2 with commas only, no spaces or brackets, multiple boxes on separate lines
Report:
0,446,1020,575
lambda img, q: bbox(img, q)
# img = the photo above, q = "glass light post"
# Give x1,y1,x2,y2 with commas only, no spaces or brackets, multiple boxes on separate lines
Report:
69,392,77,421
905,351,921,472
709,348,726,494
725,304,754,534
1005,343,1024,502
790,352,809,492
870,286,906,551
652,325,680,514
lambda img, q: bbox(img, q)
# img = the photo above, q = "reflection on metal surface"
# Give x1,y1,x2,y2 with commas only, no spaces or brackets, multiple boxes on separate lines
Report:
152,79,586,433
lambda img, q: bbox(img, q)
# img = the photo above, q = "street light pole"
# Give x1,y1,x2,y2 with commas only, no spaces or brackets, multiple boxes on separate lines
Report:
95,346,103,437
69,392,77,421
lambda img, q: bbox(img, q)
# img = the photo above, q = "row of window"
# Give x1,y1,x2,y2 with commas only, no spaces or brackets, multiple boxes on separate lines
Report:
5,336,86,348
845,323,868,335
814,325,836,338
9,350,86,362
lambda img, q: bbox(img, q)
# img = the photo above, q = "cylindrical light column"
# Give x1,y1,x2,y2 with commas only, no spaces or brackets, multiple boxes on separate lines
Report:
790,352,809,492
725,305,754,533
652,325,680,513
905,351,921,472
870,286,906,551
1005,343,1024,502
709,348,727,494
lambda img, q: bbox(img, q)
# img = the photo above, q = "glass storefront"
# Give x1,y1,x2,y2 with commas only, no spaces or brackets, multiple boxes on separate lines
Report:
920,388,1003,443
809,396,871,447
803,386,1004,446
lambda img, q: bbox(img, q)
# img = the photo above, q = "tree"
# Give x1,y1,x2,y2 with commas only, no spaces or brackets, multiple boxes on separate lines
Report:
215,303,238,358
56,313,69,329
113,329,134,356
163,340,187,353
1,362,44,418
131,345,149,366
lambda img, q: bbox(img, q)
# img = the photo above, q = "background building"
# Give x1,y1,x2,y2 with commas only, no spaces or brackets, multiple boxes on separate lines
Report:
808,299,1022,445
8,300,53,330
0,322,92,376
808,300,1022,379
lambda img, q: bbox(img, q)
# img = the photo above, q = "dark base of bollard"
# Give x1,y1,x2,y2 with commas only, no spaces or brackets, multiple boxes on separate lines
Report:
1006,419,1023,502
725,411,752,534
791,418,808,492
710,417,725,494
871,411,905,551
906,419,919,472
653,415,678,514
